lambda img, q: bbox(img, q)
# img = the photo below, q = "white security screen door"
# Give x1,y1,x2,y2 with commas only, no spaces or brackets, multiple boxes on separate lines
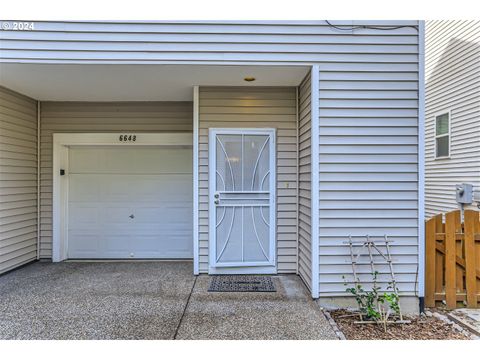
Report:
209,129,276,269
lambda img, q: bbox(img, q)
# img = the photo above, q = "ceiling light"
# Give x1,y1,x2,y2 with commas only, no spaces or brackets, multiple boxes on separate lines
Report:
244,77,256,82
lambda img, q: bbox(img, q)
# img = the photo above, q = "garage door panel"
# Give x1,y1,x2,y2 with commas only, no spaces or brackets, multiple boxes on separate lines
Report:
72,175,194,202
70,147,192,174
134,175,192,201
69,204,132,228
69,175,102,202
103,178,138,202
68,234,99,258
104,206,135,227
103,235,131,255
68,205,100,228
133,234,192,258
133,205,191,223
67,146,193,259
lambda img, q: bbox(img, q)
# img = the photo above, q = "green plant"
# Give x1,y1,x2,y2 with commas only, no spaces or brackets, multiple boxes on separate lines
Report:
383,282,400,315
343,273,401,322
343,272,381,321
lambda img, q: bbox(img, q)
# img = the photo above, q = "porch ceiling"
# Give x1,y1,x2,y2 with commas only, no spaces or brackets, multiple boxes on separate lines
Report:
0,64,309,101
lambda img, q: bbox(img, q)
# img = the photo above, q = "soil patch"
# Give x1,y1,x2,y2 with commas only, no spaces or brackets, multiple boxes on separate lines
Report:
330,309,470,340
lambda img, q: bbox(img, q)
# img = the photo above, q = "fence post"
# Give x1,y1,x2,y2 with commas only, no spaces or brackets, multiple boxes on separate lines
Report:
434,214,444,295
425,217,436,307
445,211,458,309
464,210,478,308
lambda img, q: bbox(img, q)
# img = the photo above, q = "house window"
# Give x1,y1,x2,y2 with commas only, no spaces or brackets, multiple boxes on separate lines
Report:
435,112,450,158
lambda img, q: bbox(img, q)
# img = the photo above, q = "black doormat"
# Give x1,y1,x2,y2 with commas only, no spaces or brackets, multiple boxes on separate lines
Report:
208,275,276,292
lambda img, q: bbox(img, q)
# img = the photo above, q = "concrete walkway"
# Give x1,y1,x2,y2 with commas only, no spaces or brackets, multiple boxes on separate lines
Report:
0,261,337,340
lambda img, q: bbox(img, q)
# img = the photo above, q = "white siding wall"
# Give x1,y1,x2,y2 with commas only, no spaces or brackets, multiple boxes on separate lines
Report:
0,86,38,273
198,87,297,273
316,37,420,295
1,20,422,296
39,102,192,258
298,74,312,288
425,20,480,218
0,21,419,65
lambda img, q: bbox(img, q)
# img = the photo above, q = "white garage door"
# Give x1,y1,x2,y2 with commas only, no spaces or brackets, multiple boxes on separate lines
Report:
67,146,193,259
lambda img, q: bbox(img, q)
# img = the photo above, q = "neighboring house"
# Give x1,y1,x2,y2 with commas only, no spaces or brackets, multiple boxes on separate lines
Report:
0,20,424,311
425,20,480,219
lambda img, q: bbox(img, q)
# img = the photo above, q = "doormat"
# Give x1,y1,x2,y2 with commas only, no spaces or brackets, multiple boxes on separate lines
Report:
208,275,276,292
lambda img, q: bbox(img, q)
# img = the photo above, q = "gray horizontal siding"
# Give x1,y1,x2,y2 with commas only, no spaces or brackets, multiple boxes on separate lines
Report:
198,87,297,273
39,101,193,259
0,85,37,273
0,20,422,299
298,72,312,289
425,20,480,218
0,21,419,65
316,29,420,296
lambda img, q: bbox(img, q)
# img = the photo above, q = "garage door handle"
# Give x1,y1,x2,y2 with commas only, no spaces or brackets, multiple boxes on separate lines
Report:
129,214,135,219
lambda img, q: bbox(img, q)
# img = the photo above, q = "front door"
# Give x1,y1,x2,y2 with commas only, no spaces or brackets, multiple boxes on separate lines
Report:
209,129,276,271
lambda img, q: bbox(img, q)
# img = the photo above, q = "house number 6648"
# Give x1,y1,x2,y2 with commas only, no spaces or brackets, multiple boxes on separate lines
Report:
119,135,136,142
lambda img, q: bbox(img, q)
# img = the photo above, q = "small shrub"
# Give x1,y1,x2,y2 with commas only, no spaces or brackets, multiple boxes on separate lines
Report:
343,273,401,326
343,272,382,321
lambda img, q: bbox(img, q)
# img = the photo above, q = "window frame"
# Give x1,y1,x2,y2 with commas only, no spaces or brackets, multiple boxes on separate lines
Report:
434,110,451,159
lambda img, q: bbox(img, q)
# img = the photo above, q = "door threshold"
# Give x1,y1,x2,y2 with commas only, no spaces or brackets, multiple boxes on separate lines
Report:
208,266,277,275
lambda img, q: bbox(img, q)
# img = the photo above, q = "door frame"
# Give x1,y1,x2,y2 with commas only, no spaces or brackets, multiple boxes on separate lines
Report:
208,128,276,274
52,132,193,262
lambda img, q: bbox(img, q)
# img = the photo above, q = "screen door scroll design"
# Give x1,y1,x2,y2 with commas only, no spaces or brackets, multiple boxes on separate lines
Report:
209,129,275,268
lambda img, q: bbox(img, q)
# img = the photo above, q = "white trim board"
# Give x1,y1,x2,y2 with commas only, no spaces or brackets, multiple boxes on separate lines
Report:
36,101,41,260
418,20,426,300
310,65,320,299
295,86,300,275
52,132,193,262
208,128,277,274
193,86,200,275
53,133,192,147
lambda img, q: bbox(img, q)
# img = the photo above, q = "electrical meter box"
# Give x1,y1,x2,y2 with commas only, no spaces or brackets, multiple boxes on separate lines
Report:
456,183,473,204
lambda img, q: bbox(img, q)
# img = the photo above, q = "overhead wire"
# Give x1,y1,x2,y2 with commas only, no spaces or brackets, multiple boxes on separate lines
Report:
325,20,419,31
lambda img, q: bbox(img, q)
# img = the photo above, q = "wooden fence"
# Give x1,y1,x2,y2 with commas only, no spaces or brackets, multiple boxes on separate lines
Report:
425,210,480,309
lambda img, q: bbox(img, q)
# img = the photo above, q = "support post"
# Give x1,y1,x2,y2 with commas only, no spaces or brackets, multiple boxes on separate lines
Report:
445,211,457,309
425,217,436,307
193,86,200,275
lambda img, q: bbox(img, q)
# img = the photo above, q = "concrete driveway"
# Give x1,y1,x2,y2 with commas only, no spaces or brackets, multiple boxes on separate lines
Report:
0,261,337,340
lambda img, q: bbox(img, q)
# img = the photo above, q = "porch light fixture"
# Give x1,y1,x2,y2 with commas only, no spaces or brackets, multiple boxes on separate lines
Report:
244,77,256,82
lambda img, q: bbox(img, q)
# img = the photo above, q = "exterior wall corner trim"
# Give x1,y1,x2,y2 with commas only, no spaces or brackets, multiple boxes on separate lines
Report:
418,20,426,298
310,65,320,299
